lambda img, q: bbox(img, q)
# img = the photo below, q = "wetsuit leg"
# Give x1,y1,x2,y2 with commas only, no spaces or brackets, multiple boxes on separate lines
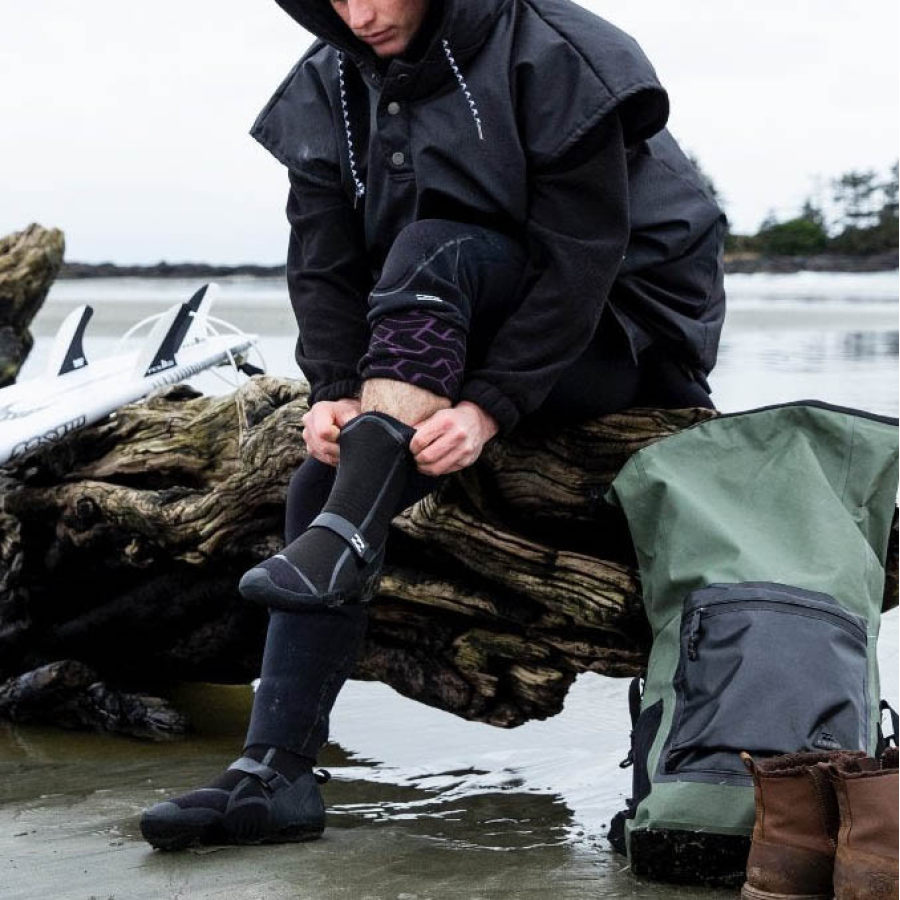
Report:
140,458,436,850
242,221,511,749
245,455,437,756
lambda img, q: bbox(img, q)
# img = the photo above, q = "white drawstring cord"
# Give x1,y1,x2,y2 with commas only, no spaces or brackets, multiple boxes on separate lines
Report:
442,39,484,141
337,52,367,206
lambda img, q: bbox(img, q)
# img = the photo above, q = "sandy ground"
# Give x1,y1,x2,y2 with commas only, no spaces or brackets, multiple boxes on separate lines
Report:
0,684,722,900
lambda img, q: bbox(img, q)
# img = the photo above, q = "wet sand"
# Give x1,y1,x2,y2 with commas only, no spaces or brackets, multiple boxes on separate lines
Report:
3,612,896,900
0,681,725,900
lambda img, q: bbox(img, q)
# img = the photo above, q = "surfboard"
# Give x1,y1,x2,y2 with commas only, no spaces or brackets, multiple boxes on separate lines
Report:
0,283,260,465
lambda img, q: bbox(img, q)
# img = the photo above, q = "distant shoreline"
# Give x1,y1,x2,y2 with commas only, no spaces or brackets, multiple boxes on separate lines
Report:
723,250,898,275
59,262,286,279
58,251,898,280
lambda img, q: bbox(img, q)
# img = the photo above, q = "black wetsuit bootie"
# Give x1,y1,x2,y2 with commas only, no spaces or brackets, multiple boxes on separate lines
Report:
239,411,415,610
140,744,327,851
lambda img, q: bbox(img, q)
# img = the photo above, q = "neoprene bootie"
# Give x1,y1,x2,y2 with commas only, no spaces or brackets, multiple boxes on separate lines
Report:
741,750,867,900
830,747,898,900
140,745,328,851
239,411,415,611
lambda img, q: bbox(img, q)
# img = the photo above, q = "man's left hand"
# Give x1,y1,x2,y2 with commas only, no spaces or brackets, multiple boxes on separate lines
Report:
410,401,499,476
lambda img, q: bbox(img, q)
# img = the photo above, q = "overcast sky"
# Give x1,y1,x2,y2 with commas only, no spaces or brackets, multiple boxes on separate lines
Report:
2,0,897,264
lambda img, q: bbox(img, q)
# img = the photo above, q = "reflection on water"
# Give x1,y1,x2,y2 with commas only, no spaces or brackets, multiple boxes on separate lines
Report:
3,271,898,899
842,330,899,360
711,326,898,417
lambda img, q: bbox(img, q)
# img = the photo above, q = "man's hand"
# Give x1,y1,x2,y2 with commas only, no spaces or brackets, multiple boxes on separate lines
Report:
302,398,361,466
410,401,499,476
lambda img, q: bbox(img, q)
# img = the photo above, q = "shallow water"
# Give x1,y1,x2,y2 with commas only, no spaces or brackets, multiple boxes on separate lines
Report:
4,271,899,899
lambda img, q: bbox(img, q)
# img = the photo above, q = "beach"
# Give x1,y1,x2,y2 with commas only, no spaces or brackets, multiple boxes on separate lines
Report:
2,269,898,900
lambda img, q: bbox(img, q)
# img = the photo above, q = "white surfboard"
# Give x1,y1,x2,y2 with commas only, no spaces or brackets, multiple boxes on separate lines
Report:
0,283,259,465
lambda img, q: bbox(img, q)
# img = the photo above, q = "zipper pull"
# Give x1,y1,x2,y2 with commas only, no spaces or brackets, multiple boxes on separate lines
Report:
687,608,703,660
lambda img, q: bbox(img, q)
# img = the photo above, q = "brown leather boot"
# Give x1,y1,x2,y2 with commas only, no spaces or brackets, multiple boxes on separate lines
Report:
830,747,899,900
741,750,866,900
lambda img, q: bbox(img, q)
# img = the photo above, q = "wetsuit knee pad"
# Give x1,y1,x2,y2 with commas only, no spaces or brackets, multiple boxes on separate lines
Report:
367,218,484,329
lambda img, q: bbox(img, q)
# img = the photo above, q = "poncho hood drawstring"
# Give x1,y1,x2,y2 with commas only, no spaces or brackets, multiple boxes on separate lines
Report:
338,37,485,207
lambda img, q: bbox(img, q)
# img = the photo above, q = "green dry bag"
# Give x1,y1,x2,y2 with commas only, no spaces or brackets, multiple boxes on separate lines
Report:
606,401,898,885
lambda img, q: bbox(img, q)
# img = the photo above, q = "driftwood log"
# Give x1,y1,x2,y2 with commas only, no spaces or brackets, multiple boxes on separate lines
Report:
0,224,65,387
0,375,896,739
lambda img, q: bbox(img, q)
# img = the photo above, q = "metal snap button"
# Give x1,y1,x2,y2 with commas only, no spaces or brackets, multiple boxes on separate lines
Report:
387,101,401,116
396,73,410,84
391,151,406,167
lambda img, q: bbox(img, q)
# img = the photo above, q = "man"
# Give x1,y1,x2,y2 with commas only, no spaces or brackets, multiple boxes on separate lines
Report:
140,0,724,850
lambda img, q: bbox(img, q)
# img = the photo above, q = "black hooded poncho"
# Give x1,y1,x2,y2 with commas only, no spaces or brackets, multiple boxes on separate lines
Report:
251,0,725,432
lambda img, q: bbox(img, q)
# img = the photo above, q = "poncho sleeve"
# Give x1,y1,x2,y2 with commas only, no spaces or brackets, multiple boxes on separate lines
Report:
285,170,372,403
252,46,373,404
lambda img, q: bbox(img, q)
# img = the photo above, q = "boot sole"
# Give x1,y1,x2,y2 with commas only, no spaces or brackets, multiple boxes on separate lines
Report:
141,813,324,852
239,563,381,611
741,883,832,900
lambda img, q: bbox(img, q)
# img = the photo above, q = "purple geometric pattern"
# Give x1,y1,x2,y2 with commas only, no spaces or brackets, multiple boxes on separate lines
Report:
360,311,467,400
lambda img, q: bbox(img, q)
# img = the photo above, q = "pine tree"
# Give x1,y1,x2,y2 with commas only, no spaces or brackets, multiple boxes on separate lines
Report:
832,170,880,229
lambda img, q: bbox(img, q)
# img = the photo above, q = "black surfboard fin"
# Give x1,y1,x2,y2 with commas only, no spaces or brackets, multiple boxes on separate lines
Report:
47,304,93,376
142,283,214,376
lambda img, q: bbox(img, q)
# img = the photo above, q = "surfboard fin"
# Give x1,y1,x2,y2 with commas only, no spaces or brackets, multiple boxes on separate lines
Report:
46,304,93,377
137,283,219,377
183,283,220,345
133,303,186,377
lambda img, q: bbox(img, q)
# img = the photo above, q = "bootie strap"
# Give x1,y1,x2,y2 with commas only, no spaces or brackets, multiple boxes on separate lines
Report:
308,512,380,563
227,756,292,792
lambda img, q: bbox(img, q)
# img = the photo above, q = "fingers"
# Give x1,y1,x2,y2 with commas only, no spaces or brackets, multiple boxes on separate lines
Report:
333,398,362,428
412,410,483,476
305,426,340,466
416,447,476,476
408,415,443,457
302,403,342,467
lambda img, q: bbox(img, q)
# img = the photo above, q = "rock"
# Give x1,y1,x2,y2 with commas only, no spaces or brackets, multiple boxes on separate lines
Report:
0,224,65,387
0,659,187,740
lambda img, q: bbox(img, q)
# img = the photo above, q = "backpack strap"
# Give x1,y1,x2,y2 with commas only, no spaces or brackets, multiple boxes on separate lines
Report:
877,699,899,754
619,676,644,769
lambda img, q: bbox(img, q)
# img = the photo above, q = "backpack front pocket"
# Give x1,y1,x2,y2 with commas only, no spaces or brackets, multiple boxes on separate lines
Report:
658,582,869,784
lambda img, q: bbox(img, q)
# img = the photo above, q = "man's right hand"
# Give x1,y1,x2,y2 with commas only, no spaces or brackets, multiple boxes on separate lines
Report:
301,398,361,466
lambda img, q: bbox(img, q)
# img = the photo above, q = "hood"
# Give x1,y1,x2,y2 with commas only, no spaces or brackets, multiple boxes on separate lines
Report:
272,0,511,68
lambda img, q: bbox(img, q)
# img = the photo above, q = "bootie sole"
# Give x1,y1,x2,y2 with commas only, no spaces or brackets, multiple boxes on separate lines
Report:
140,806,324,851
238,560,383,611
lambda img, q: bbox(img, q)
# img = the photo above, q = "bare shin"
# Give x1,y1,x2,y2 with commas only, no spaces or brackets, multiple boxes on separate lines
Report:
360,378,451,426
